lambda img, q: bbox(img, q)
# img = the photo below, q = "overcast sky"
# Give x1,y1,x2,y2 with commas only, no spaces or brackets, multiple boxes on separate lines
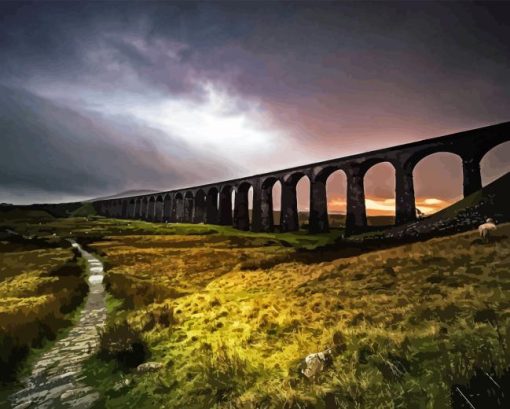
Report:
1,1,509,213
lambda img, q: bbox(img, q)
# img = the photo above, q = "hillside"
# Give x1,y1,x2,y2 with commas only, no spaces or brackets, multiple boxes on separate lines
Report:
0,202,82,219
352,171,510,242
86,190,159,202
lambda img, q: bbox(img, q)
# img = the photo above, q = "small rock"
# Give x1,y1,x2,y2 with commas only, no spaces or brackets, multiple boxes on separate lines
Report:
60,389,78,401
46,371,77,384
60,386,92,401
66,392,100,408
136,362,163,373
300,348,333,379
13,401,33,409
44,383,74,400
113,378,131,392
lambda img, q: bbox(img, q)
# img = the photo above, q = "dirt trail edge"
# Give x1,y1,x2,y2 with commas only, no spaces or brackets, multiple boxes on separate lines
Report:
9,241,107,409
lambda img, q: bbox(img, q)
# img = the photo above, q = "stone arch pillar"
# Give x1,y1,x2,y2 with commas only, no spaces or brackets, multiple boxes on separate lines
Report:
128,200,135,218
309,179,329,233
206,188,219,224
395,161,416,225
345,166,367,232
155,196,164,222
147,198,156,221
140,198,148,219
134,199,140,218
176,195,185,222
219,186,233,225
251,179,263,232
163,195,172,222
462,152,482,197
194,191,207,223
170,194,180,222
260,186,274,232
280,181,299,232
234,184,250,231
184,193,194,222
131,200,136,218
120,201,127,218
137,199,143,219
260,178,278,232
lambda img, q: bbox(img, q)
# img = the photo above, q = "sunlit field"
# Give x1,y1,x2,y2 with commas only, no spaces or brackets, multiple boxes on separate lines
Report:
84,221,510,408
1,208,510,408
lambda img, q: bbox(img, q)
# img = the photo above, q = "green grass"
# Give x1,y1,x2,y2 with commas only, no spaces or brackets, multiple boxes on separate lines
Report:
0,208,55,223
70,202,98,217
2,215,341,251
2,209,510,408
105,293,126,315
75,218,510,409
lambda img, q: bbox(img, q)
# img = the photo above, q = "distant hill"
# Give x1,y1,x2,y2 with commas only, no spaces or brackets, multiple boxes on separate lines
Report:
86,189,159,202
0,202,82,219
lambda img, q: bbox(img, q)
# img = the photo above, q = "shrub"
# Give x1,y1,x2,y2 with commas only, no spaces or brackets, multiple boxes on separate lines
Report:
98,319,148,369
196,343,257,405
239,252,293,270
0,333,28,382
140,304,175,331
104,272,183,308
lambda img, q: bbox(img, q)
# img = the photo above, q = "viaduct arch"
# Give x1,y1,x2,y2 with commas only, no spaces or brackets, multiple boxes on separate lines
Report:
94,122,510,233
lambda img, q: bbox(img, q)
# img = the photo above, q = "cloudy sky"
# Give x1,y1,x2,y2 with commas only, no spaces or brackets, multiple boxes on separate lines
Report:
1,1,509,214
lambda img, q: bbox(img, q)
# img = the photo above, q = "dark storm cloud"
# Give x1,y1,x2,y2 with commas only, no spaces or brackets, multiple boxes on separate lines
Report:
1,3,183,99
2,2,510,106
0,85,233,203
0,1,509,203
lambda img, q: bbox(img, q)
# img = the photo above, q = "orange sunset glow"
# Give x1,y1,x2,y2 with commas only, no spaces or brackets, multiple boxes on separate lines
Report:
327,196,454,216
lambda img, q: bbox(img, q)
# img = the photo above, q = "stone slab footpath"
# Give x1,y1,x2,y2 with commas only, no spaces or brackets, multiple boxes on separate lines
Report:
8,241,107,409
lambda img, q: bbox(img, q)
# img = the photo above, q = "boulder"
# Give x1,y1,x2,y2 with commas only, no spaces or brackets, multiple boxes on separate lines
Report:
136,362,163,373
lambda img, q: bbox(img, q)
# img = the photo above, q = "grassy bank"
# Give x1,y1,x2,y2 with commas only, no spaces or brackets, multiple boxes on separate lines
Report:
0,236,88,382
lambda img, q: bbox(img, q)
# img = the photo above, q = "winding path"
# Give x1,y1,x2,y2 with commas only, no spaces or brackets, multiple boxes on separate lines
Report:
9,241,107,409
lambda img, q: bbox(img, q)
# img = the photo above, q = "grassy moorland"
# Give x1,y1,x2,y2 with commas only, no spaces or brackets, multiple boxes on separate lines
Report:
2,206,510,408
274,211,394,229
0,215,88,383
80,221,510,409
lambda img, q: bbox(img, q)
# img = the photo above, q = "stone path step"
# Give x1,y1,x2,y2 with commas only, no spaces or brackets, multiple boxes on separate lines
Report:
8,241,107,409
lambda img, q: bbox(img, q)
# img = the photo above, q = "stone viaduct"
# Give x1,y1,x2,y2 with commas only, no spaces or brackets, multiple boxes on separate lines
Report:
94,122,510,233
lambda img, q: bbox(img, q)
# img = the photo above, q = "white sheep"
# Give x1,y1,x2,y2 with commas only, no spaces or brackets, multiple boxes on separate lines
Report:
479,218,497,241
